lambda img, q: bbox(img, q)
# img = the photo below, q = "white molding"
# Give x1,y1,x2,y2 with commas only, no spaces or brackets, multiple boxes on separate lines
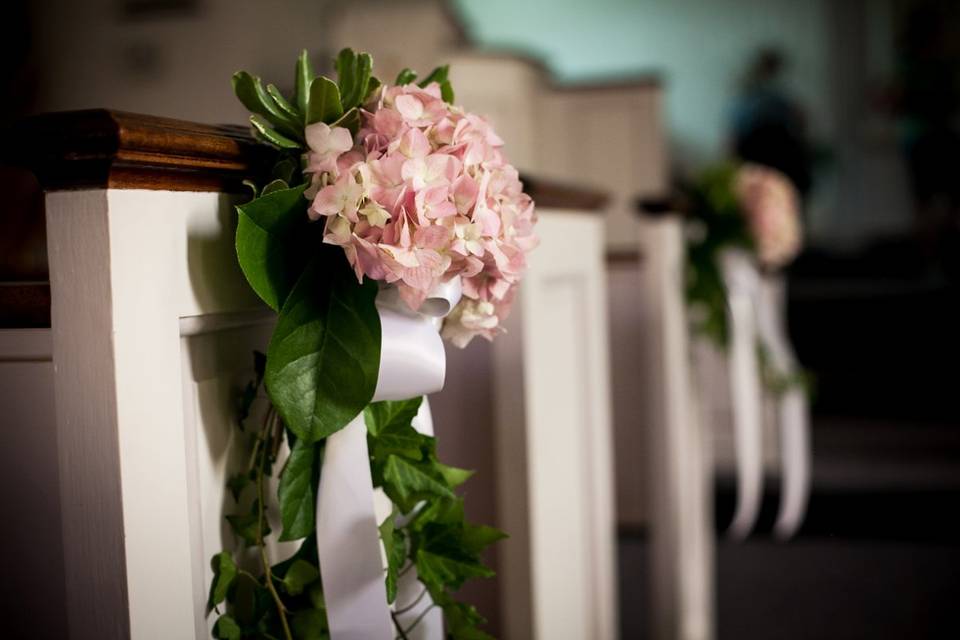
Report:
494,210,617,639
46,188,272,639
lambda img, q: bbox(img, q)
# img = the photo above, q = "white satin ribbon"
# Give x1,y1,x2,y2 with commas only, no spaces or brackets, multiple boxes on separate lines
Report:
719,249,764,540
316,279,461,640
719,250,811,541
754,276,810,540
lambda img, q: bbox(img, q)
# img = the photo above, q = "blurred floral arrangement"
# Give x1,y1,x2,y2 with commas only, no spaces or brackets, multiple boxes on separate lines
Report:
683,162,802,346
207,49,536,640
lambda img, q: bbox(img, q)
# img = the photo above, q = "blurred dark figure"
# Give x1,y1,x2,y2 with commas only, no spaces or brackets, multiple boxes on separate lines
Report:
892,2,960,280
729,48,813,200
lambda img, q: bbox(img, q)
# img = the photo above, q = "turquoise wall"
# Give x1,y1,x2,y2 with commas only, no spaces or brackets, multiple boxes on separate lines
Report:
453,0,833,168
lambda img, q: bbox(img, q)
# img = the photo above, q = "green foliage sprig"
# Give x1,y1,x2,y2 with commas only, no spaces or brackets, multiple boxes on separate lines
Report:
207,49,503,640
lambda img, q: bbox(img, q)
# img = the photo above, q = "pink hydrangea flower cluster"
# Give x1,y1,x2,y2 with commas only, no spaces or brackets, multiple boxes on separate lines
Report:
734,164,802,269
303,82,537,347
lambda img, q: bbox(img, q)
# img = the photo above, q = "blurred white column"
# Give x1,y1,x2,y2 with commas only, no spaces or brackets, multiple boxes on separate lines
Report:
493,210,617,640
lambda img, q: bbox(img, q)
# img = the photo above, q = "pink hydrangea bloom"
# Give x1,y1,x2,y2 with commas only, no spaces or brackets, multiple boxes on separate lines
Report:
303,81,538,346
734,164,802,269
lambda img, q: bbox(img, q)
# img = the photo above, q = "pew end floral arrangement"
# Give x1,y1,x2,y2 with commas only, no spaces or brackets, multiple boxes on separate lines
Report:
682,162,808,391
206,49,536,640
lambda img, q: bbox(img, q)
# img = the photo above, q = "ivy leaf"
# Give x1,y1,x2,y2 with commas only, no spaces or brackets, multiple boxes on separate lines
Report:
283,558,320,595
370,421,425,461
226,507,268,546
265,253,381,443
212,613,242,640
308,581,326,612
415,525,495,593
235,182,310,312
395,68,418,85
379,513,406,603
381,455,454,512
444,599,494,640
363,397,422,437
434,462,474,488
226,472,251,503
206,551,237,613
295,49,314,117
307,76,343,125
461,524,508,555
291,608,328,640
278,437,321,541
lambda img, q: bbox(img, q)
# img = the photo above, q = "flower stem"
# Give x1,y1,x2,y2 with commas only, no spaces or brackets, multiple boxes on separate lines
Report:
257,422,292,640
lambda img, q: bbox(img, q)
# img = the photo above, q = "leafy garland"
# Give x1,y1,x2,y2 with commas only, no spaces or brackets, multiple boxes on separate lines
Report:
207,50,503,640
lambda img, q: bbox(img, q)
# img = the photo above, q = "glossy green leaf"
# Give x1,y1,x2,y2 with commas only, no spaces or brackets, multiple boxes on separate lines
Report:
395,68,418,85
212,613,242,640
282,558,320,596
295,49,314,116
461,523,508,555
278,437,320,541
206,551,237,613
415,525,494,592
267,84,299,120
233,71,300,137
381,455,454,512
418,65,449,87
250,115,300,150
343,52,372,110
440,80,455,104
234,183,309,312
334,49,356,108
306,76,343,125
265,255,381,443
364,76,382,105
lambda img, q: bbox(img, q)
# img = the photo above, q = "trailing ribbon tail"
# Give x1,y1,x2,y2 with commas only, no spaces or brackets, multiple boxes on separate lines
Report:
755,276,811,540
316,279,461,640
720,249,764,541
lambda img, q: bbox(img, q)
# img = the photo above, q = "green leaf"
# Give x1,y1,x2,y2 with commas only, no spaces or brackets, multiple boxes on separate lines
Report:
330,107,361,137
295,49,314,116
308,581,326,612
278,437,321,541
440,80,455,104
226,511,265,546
291,608,328,640
363,397,422,437
379,513,406,603
234,182,310,311
212,613,242,640
307,76,343,125
395,68,418,85
250,114,301,150
226,472,251,502
265,254,381,443
233,71,301,137
334,49,357,108
364,76,382,104
206,552,237,613
444,599,494,640
415,525,494,592
382,455,454,512
261,178,289,196
435,462,474,488
342,52,372,110
283,558,320,595
461,524,507,555
418,65,449,87
267,84,299,120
